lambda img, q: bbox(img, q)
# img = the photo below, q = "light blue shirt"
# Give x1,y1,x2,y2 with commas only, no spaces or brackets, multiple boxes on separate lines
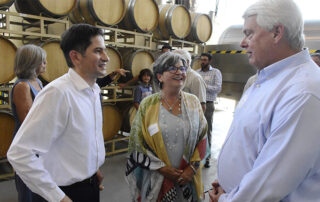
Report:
197,66,222,101
218,49,320,202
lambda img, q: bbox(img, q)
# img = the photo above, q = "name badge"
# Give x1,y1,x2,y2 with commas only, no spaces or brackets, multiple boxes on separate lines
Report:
148,124,159,136
204,76,211,81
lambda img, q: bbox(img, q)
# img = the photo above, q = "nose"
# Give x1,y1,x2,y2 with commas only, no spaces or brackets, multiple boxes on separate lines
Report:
240,37,248,49
102,50,110,62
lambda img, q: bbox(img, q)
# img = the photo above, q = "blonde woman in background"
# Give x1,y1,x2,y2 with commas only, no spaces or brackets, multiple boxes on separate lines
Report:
10,44,47,202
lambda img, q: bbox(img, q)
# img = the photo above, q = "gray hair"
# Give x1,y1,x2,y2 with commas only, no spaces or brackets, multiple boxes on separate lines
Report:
243,0,304,50
173,49,192,70
153,52,187,88
14,44,47,79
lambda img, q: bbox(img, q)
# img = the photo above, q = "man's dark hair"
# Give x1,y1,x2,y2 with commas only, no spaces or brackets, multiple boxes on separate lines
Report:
161,44,172,51
60,24,104,67
201,53,212,61
138,68,153,83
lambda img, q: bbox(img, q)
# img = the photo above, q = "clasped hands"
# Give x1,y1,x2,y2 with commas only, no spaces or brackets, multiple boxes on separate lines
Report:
158,165,195,186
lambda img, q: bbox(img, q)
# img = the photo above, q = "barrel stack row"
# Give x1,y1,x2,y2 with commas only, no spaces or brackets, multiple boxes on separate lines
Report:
0,0,213,43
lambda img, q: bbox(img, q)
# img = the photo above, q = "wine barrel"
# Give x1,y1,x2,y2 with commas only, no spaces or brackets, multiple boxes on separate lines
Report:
187,13,212,43
70,0,126,26
0,0,14,10
120,49,154,78
15,0,76,18
153,4,191,40
102,105,122,141
120,0,159,33
191,56,201,71
0,36,16,84
40,40,69,83
0,111,14,159
105,46,123,76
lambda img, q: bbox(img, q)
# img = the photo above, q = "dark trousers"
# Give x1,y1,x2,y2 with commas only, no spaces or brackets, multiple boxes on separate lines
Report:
60,174,100,202
15,173,46,202
204,101,215,159
32,174,100,202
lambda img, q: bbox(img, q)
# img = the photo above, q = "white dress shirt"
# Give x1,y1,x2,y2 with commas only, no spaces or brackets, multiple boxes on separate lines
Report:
197,65,222,102
7,68,105,202
218,50,320,201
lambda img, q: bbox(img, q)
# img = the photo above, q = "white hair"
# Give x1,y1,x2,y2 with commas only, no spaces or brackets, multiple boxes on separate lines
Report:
243,0,304,50
173,49,192,69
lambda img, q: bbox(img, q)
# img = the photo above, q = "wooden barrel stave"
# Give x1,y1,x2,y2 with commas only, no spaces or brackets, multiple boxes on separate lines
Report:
40,40,69,83
102,105,122,141
0,111,14,159
0,36,16,84
187,13,212,43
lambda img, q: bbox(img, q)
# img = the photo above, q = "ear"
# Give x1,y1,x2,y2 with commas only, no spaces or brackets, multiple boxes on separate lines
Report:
157,73,163,83
273,24,285,43
69,50,81,67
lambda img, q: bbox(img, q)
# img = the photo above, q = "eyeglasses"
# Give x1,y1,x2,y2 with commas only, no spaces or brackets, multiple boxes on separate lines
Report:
167,66,187,74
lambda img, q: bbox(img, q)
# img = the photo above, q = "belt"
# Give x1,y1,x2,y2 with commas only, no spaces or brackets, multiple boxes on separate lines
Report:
60,174,97,188
206,101,213,103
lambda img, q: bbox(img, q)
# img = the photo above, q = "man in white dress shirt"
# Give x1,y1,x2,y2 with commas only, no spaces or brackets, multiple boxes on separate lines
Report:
209,0,320,201
7,24,109,202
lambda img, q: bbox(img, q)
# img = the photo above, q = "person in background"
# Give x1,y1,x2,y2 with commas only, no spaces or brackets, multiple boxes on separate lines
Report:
173,49,207,112
311,52,320,67
197,53,222,168
7,24,108,202
133,68,153,110
161,43,172,53
96,68,128,87
11,44,47,202
126,52,207,201
209,0,320,201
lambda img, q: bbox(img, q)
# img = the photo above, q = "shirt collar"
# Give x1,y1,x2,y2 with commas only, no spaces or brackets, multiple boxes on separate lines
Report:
257,49,310,83
68,68,101,94
200,65,213,72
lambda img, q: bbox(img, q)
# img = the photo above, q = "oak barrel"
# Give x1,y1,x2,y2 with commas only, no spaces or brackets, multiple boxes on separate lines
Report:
187,13,212,43
120,0,159,33
0,36,16,84
40,40,68,83
102,105,122,141
153,4,191,40
120,49,154,78
70,0,126,26
0,111,14,159
191,56,201,71
0,0,14,10
15,0,76,18
105,46,123,76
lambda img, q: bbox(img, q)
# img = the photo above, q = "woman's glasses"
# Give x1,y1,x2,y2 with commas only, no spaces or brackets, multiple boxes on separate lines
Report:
167,66,187,74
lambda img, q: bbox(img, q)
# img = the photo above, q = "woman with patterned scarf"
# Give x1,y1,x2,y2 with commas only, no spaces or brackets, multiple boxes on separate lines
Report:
126,52,208,202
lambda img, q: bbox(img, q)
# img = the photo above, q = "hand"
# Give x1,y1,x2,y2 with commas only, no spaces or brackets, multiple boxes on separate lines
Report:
178,166,195,186
114,69,129,77
96,169,104,191
158,166,183,182
117,83,127,88
60,195,72,202
209,181,225,202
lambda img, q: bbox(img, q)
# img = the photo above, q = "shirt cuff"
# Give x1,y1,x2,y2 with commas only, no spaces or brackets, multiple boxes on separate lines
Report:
47,186,65,202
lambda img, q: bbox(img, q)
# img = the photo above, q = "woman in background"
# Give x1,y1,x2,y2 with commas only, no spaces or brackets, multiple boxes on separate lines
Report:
10,44,47,202
126,52,208,201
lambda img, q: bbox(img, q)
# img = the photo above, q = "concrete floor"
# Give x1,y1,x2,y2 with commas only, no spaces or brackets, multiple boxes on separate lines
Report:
0,110,233,202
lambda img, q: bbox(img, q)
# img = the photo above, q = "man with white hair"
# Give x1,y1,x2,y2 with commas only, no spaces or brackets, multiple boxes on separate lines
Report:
209,0,320,201
173,49,207,112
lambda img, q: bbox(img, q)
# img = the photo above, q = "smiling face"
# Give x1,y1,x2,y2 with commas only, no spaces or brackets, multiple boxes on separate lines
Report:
142,73,151,84
76,35,109,82
157,60,186,91
240,16,276,69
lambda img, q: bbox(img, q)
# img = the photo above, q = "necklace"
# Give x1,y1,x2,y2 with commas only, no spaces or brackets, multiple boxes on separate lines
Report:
161,92,181,112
